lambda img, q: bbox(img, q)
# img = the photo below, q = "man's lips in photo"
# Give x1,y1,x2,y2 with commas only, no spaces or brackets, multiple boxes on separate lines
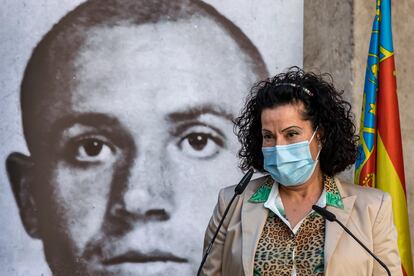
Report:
82,227,192,268
101,250,189,265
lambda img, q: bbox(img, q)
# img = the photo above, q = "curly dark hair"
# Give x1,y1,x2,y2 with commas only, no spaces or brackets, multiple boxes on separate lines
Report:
234,67,359,176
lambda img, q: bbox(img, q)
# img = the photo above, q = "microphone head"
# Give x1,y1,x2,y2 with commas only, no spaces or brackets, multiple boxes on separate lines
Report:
234,168,254,194
312,205,336,222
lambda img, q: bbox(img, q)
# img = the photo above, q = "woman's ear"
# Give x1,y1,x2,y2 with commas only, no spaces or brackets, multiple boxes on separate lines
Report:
316,126,324,141
315,127,324,149
6,152,41,239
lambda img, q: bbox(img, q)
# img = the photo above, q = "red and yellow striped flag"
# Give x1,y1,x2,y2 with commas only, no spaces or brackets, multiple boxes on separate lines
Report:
354,0,413,275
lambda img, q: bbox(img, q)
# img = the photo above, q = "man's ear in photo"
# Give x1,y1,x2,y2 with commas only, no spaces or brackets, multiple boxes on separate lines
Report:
6,152,40,239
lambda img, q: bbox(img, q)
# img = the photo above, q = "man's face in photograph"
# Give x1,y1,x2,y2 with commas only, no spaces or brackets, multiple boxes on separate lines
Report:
7,6,263,275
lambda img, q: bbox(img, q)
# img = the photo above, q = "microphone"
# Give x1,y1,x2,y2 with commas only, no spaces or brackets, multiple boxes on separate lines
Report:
234,168,254,194
197,168,254,276
312,205,391,276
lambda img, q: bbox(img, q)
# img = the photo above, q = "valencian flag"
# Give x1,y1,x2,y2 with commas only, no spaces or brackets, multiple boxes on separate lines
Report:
354,0,413,275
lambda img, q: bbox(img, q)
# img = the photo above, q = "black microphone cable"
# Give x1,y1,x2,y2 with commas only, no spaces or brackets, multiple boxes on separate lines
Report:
196,168,254,276
312,205,391,276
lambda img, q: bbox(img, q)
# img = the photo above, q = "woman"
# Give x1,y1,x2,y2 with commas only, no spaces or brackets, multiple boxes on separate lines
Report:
201,68,401,275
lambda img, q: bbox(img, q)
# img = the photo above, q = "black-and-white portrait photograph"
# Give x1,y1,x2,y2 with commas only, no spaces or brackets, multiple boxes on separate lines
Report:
0,0,302,275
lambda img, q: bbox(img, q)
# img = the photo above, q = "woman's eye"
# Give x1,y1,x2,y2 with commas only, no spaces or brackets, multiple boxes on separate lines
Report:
178,131,224,159
69,138,114,163
287,132,298,138
263,134,273,140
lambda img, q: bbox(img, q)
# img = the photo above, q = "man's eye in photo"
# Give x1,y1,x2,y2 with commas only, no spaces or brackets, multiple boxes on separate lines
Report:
177,129,225,159
66,137,115,164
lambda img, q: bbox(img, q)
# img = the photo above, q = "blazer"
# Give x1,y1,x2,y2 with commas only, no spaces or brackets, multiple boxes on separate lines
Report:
201,176,402,276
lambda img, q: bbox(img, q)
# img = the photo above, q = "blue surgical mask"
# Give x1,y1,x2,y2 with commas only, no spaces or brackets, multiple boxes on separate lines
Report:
262,129,320,187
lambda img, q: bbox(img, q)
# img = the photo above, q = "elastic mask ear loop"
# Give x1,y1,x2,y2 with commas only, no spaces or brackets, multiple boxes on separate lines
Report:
309,126,319,144
309,126,321,160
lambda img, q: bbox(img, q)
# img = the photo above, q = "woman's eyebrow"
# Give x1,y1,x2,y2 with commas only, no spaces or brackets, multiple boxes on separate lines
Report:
261,129,273,134
167,104,233,122
281,126,302,132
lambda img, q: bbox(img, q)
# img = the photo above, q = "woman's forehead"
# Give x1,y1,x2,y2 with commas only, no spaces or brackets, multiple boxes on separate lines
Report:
260,102,311,129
